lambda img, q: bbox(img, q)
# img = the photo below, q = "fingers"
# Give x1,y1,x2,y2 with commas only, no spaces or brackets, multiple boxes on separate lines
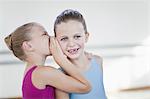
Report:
50,37,59,50
49,36,66,63
50,36,55,54
55,38,60,47
50,36,56,48
50,36,63,56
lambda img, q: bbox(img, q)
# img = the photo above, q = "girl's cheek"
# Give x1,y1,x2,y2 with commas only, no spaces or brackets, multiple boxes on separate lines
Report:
60,43,66,51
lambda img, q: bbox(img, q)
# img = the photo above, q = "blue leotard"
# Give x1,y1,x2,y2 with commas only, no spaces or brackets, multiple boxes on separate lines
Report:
69,57,107,99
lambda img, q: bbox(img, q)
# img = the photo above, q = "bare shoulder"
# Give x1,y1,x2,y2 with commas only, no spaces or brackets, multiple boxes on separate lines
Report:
32,65,60,88
92,54,103,70
34,66,58,76
31,66,54,89
92,54,103,64
32,65,59,83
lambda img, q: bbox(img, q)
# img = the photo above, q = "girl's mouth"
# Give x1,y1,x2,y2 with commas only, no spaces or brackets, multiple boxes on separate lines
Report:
67,48,79,54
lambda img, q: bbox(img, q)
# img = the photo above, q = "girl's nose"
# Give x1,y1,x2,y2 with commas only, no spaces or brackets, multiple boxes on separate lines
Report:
68,40,75,47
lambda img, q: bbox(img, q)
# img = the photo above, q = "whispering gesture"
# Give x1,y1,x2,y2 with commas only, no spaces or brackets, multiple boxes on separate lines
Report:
5,22,92,99
50,36,66,63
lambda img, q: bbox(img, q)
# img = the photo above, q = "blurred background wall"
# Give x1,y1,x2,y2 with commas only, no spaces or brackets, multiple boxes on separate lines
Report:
0,0,150,98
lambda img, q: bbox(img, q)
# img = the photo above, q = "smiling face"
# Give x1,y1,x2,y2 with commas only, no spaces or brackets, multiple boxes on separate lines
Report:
55,20,89,59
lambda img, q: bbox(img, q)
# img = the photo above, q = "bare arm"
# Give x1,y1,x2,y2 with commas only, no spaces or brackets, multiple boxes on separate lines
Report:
55,89,69,99
50,37,91,92
35,66,90,93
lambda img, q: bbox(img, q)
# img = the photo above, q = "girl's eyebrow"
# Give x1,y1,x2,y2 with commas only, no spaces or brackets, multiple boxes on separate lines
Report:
74,33,81,35
60,35,67,38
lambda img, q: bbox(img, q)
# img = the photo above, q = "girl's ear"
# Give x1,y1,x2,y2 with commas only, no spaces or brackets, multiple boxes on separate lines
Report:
22,41,33,52
85,32,89,43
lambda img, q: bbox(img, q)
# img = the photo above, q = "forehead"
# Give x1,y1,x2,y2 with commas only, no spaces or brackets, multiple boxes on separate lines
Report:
32,24,45,32
30,25,45,37
56,20,84,36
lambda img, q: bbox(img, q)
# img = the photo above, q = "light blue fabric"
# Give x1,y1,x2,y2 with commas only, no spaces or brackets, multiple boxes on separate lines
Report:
69,58,107,99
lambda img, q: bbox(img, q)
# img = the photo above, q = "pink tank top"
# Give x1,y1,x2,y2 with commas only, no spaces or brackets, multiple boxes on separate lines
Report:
22,66,55,99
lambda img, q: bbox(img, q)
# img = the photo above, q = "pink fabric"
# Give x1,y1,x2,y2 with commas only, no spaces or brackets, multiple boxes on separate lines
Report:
22,66,55,99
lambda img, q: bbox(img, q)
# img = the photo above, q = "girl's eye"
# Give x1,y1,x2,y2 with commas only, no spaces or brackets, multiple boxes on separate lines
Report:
42,33,47,36
42,32,46,35
60,37,68,41
43,31,48,35
74,35,81,39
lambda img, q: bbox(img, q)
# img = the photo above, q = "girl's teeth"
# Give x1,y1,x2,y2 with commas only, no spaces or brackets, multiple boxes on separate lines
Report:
68,49,78,54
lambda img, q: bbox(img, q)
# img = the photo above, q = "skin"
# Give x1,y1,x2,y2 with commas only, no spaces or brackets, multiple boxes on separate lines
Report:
22,24,91,95
55,20,104,99
56,20,88,60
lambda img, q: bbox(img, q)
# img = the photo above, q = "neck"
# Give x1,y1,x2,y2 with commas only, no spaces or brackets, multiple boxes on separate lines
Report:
69,52,90,68
26,53,46,67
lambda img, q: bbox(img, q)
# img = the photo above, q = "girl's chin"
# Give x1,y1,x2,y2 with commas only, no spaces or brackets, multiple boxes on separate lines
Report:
65,50,82,59
66,54,80,60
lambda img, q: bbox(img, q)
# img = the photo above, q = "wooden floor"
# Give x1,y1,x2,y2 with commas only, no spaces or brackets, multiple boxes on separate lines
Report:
3,87,150,99
107,86,150,99
1,97,22,99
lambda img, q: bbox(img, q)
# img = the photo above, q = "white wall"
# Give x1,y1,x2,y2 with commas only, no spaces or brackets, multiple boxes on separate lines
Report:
0,0,149,98
0,0,148,49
